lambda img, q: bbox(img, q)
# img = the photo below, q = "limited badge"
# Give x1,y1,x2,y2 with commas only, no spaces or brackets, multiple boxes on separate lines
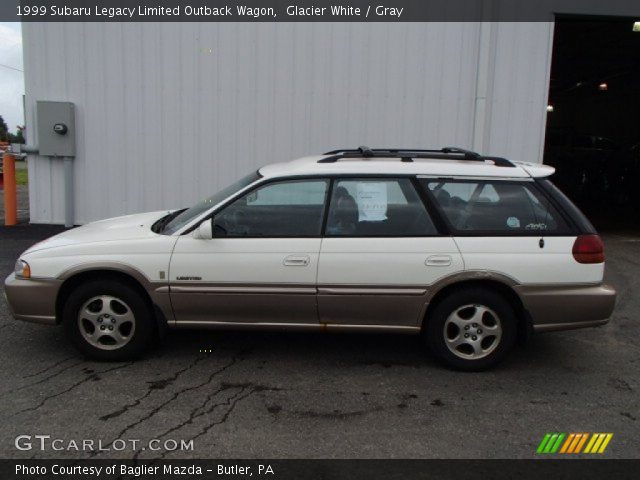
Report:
507,216,520,228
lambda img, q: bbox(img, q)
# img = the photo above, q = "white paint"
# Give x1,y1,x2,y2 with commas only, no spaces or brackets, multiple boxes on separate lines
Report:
318,237,464,286
19,209,601,287
171,237,321,284
454,236,604,284
22,211,176,282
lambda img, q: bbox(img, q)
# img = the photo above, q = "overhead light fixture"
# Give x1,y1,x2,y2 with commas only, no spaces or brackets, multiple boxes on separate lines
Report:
633,21,640,32
546,105,554,113
599,82,608,91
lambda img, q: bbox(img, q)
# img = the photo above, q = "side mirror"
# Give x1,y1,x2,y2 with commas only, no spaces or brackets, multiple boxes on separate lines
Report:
192,220,213,240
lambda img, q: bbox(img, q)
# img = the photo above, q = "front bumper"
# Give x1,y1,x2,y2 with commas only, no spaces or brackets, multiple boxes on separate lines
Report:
515,283,616,332
4,273,61,325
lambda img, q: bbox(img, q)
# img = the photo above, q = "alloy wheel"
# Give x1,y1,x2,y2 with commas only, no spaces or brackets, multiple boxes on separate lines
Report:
443,304,502,360
77,295,136,350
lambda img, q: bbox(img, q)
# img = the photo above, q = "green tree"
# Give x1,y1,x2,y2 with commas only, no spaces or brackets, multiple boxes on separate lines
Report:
0,115,8,142
9,126,25,144
0,118,26,143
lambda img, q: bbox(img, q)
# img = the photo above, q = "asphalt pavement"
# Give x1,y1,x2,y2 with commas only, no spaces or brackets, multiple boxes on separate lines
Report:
0,224,638,459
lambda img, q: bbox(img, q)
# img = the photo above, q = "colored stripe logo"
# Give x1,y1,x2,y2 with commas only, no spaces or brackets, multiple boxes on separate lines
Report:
537,433,613,454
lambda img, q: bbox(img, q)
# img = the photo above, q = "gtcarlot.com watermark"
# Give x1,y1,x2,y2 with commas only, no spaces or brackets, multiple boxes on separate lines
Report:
15,434,194,452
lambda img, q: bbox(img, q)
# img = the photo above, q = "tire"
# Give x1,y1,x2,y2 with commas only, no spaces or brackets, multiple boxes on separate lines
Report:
424,287,517,371
63,279,156,361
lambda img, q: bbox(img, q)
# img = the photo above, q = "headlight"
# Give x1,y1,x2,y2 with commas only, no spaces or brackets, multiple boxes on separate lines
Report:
14,259,31,279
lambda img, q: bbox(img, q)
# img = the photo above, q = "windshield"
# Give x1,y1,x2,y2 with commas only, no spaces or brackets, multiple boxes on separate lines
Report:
161,171,262,235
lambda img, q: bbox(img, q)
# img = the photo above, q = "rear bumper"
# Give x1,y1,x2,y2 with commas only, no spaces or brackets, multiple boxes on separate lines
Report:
515,283,616,332
4,273,60,325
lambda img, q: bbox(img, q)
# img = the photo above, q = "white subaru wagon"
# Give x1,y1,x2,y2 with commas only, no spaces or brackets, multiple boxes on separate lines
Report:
5,147,616,370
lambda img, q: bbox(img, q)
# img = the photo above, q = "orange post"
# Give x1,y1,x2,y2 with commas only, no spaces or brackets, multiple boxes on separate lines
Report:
3,152,17,226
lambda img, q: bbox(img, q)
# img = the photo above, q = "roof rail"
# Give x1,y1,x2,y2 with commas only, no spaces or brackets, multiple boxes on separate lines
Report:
324,147,446,156
482,156,514,168
441,146,481,160
319,146,515,167
358,145,374,157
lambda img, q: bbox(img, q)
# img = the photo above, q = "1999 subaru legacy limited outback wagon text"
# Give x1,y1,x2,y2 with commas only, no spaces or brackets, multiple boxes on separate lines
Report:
4,147,616,370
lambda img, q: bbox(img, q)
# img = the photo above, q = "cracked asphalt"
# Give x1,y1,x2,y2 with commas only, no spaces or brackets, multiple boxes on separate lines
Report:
0,225,638,459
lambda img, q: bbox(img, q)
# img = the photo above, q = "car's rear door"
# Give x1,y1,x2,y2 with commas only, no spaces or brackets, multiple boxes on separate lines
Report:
317,177,464,328
169,178,329,326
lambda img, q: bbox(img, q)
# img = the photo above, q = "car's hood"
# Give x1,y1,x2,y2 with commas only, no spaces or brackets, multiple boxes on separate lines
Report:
23,210,172,254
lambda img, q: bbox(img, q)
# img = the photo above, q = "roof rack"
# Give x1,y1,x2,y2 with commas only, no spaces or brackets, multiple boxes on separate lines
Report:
319,146,514,167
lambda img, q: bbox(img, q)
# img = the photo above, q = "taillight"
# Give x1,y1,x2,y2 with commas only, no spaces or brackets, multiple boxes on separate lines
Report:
572,234,605,264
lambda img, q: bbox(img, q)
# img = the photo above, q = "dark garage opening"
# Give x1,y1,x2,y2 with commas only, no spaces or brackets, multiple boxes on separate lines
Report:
544,15,640,231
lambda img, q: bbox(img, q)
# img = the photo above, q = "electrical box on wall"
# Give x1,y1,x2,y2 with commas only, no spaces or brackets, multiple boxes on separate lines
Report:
36,101,76,157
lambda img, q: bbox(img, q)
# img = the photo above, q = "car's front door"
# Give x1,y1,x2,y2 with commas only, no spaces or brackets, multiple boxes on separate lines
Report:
317,177,464,328
169,178,329,326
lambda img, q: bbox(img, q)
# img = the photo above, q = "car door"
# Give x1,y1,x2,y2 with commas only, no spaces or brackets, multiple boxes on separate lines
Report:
317,177,464,328
169,178,329,326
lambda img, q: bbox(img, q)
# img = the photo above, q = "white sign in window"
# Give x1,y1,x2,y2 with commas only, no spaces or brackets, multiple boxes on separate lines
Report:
356,182,388,221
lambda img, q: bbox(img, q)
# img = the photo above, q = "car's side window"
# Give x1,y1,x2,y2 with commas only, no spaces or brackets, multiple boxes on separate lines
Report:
325,178,438,236
213,179,329,237
423,179,571,234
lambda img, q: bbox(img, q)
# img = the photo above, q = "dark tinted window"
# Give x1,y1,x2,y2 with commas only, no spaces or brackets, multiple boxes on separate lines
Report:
538,179,595,234
326,178,437,236
423,179,571,234
214,179,328,237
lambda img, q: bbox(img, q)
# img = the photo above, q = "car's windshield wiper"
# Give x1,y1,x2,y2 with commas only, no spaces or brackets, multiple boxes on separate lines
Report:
152,209,187,234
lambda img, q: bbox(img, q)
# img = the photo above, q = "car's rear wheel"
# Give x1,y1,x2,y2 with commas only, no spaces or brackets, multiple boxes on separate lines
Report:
424,287,517,371
63,279,155,361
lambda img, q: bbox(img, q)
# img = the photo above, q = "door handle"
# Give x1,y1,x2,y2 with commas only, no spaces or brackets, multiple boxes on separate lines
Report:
283,255,310,267
425,255,452,267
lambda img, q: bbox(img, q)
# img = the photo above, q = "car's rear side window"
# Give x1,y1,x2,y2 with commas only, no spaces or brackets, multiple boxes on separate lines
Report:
537,179,596,234
325,178,438,236
421,179,572,235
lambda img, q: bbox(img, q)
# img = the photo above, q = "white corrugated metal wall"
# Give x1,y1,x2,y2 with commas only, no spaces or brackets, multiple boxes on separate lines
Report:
23,21,553,224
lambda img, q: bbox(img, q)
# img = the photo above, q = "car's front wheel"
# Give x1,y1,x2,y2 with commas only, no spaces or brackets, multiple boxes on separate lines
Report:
424,287,517,371
63,279,155,361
